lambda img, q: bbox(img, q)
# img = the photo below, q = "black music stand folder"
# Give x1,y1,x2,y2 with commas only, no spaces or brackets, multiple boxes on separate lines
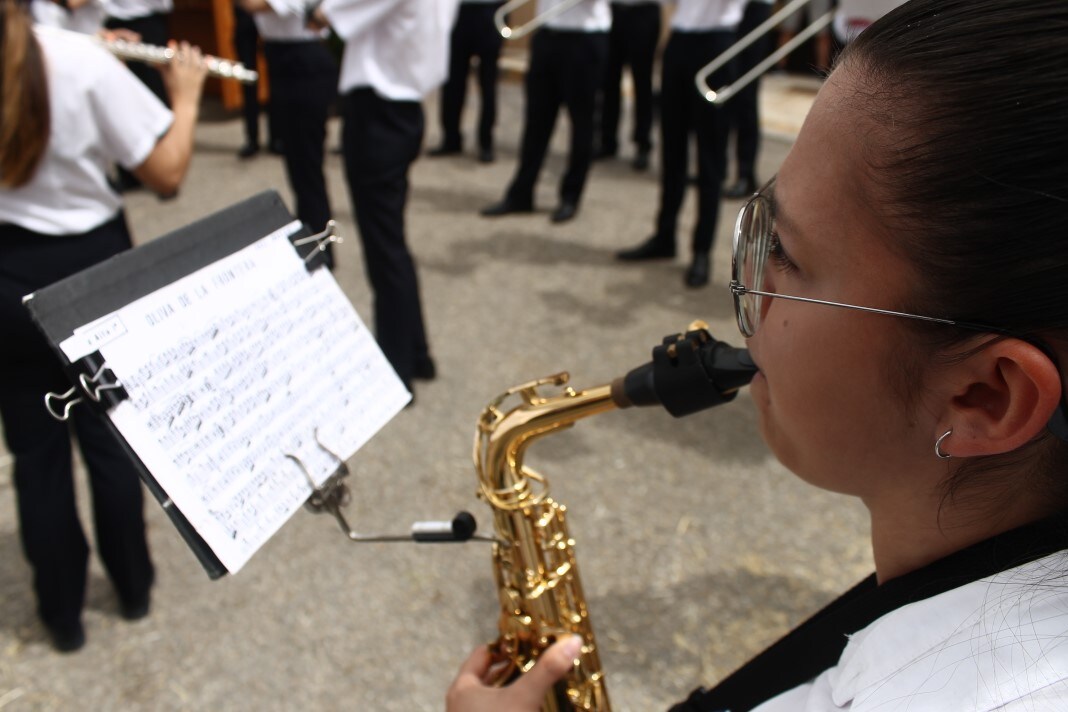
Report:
23,191,410,578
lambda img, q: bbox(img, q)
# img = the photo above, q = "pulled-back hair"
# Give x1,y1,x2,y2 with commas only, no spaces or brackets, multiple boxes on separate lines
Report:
0,0,50,188
838,0,1068,504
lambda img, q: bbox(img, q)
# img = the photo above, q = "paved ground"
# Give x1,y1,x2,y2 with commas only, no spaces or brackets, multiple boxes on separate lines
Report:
0,73,872,711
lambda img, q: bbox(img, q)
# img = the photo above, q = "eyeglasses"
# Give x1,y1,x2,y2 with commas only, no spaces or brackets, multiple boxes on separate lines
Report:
728,176,1068,442
729,177,1006,339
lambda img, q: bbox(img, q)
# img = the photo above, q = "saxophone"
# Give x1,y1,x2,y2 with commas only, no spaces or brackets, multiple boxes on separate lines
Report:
474,324,757,712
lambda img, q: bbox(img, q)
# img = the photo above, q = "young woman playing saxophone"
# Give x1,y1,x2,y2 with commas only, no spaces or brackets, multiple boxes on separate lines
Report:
448,0,1068,708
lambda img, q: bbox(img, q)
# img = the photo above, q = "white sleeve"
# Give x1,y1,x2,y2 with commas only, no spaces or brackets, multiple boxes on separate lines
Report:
320,0,399,41
995,679,1068,711
264,0,304,18
88,51,174,170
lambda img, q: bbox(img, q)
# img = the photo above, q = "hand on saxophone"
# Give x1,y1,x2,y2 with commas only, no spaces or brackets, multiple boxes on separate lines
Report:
446,636,583,712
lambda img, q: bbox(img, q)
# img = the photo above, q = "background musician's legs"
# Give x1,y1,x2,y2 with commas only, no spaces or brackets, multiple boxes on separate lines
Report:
627,2,660,168
726,0,773,196
654,35,689,249
341,89,430,389
72,408,154,619
502,32,562,209
473,2,504,160
598,6,627,159
233,7,261,157
0,221,139,649
436,7,471,154
559,32,608,215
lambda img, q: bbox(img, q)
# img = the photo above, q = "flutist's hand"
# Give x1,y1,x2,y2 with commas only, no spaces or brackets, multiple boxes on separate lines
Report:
445,636,582,712
160,40,208,112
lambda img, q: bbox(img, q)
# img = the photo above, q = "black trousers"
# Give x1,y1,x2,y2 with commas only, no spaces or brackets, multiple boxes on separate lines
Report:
233,7,261,147
655,30,735,255
104,13,170,107
505,29,608,207
729,0,774,181
264,40,337,234
439,1,505,152
599,2,661,154
0,215,153,632
340,88,431,387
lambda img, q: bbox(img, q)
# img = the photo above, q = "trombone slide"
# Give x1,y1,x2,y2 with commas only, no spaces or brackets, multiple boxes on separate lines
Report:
695,0,833,105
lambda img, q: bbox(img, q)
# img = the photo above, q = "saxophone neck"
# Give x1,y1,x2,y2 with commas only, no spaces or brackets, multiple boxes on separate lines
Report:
475,373,618,507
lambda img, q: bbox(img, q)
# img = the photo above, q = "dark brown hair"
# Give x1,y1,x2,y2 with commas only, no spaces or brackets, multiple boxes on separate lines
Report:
0,0,50,188
839,0,1068,506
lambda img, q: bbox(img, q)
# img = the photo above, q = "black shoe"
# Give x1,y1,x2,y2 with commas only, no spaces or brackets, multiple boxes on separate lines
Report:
550,202,578,223
428,144,462,157
46,620,86,653
723,177,757,199
632,148,650,172
413,355,436,381
685,253,711,288
477,146,495,163
237,143,259,159
480,198,533,217
120,595,151,622
616,236,676,261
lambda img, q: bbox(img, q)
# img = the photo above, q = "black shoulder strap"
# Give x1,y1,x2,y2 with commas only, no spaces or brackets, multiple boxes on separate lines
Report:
670,513,1068,712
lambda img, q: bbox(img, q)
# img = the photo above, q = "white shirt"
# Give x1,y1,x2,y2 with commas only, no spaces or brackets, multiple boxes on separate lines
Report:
31,0,106,33
254,0,330,40
668,0,745,31
102,0,172,20
0,27,172,235
540,0,610,32
835,0,906,42
321,0,460,100
610,0,661,6
754,551,1068,711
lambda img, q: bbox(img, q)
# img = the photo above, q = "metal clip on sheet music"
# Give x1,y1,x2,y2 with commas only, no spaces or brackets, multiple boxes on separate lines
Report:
44,355,128,422
291,220,341,266
288,429,495,544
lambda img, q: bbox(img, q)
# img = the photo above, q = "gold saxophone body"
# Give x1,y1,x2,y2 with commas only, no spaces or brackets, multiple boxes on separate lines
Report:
472,323,758,712
475,373,620,712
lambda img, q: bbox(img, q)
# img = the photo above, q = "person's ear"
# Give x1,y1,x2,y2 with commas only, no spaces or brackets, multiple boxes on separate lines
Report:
936,339,1062,458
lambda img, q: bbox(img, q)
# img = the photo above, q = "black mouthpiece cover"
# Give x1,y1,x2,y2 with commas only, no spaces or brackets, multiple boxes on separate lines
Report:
616,327,757,417
410,511,477,542
451,511,477,541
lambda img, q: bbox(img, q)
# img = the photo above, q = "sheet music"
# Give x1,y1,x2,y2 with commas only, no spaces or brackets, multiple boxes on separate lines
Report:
60,223,410,572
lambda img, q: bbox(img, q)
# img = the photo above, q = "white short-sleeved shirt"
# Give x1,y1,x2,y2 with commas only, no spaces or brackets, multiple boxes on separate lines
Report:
101,0,172,20
754,551,1068,711
539,0,611,31
31,0,106,33
254,0,330,41
834,0,907,42
0,27,172,235
322,0,460,101
669,0,745,31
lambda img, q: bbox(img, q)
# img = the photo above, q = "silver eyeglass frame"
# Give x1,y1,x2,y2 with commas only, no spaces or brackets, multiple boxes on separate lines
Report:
727,178,1006,339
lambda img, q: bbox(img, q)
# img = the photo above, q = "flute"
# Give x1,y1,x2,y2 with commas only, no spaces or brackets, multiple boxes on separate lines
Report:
100,38,259,84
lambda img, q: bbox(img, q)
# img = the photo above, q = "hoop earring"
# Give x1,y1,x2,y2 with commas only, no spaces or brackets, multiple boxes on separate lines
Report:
935,429,953,460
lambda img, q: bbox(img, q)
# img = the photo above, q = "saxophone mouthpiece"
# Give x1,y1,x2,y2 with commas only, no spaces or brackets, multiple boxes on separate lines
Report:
612,322,758,417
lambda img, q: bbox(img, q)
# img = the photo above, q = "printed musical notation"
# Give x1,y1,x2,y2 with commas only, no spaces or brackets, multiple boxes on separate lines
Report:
59,223,410,572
